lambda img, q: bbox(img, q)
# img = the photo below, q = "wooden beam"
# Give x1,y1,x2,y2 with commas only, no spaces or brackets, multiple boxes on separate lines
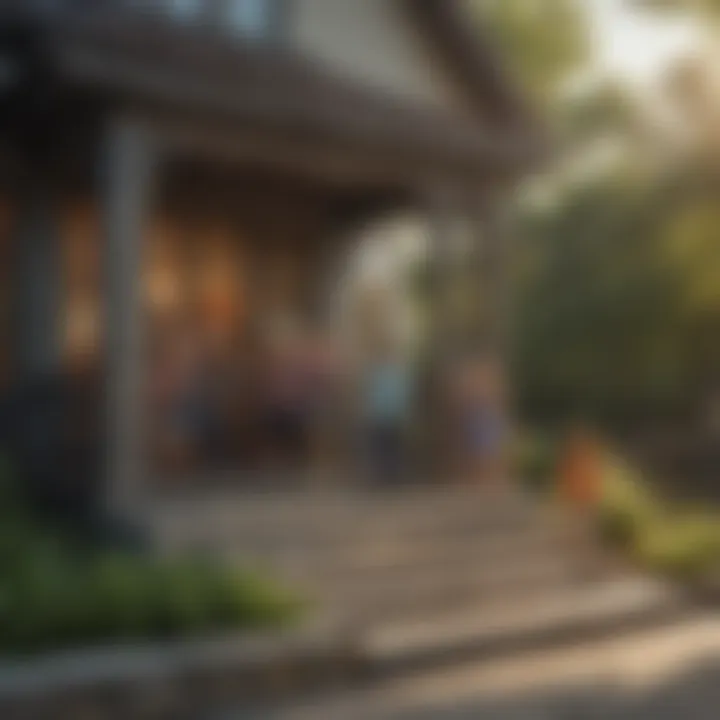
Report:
144,112,488,194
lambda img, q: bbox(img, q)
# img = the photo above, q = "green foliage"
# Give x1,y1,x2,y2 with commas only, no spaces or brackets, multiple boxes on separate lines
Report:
560,82,648,148
597,458,662,549
0,455,19,509
472,0,720,433
0,463,302,656
637,515,720,580
597,456,720,582
514,433,560,493
0,542,301,655
514,164,720,430
470,0,589,104
634,0,720,20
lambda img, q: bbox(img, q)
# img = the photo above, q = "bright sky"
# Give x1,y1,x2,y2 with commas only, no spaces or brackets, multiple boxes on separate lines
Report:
586,0,702,84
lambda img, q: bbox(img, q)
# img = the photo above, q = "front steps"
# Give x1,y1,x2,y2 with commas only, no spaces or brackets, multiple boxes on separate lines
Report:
144,488,685,687
0,490,687,720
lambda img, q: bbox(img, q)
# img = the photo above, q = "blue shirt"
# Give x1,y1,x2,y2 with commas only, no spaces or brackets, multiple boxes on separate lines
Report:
365,363,411,424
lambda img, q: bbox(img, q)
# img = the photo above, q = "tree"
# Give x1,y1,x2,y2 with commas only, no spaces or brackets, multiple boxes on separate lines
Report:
468,0,590,106
633,0,720,19
516,169,686,426
470,0,720,435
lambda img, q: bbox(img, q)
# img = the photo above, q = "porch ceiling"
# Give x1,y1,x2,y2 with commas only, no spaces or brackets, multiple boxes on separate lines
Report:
39,12,538,184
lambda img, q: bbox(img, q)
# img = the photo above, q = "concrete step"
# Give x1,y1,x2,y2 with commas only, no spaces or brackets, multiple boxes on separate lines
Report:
0,577,688,719
217,504,584,574
147,491,538,556
320,552,595,625
152,513,543,558
226,520,580,580
361,577,684,678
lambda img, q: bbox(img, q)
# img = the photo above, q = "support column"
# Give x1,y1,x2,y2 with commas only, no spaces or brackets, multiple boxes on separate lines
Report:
427,188,462,361
473,189,517,483
14,181,62,380
476,190,515,374
423,186,464,480
425,185,517,484
102,118,156,520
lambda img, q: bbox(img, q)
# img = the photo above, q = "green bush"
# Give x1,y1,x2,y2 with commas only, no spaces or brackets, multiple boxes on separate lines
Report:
0,457,303,656
596,454,720,584
0,544,302,655
635,515,720,581
597,458,661,549
515,433,560,493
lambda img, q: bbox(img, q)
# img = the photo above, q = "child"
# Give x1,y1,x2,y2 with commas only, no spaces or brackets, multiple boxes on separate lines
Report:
457,356,508,487
558,427,604,511
557,427,606,578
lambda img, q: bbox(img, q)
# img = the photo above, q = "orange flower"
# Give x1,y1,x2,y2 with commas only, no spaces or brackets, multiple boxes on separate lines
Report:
558,432,603,509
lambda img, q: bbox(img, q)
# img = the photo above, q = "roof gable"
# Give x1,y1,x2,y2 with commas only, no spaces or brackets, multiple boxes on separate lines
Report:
290,0,468,111
290,0,536,133
403,0,535,129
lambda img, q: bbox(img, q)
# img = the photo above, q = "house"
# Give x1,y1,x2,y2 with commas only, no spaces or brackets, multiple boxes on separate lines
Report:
0,0,540,525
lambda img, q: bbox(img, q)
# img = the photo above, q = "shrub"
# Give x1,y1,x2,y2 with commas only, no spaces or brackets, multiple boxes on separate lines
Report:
515,433,560,493
0,456,303,656
595,452,720,584
0,547,302,656
597,457,661,549
635,515,720,581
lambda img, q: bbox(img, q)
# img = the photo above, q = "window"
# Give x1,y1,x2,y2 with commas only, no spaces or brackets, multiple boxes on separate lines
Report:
225,0,276,39
127,0,282,40
165,0,203,22
125,0,202,22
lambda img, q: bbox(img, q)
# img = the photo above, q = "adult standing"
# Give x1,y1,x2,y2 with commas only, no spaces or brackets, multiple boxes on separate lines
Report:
361,340,413,486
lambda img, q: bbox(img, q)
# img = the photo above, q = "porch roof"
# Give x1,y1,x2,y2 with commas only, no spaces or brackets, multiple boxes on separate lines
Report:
38,10,540,180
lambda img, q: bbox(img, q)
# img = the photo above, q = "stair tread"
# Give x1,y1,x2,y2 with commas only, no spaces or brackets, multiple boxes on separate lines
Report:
364,576,679,661
149,491,538,551
240,524,579,579
319,552,578,599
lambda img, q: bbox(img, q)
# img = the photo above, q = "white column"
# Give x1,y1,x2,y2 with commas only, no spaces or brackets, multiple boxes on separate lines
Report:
102,118,156,519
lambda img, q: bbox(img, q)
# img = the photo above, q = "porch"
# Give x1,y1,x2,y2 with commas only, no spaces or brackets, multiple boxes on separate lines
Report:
4,111,515,510
0,5,528,521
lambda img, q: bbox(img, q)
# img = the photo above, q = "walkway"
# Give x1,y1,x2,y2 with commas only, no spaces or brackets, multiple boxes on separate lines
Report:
218,614,720,719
